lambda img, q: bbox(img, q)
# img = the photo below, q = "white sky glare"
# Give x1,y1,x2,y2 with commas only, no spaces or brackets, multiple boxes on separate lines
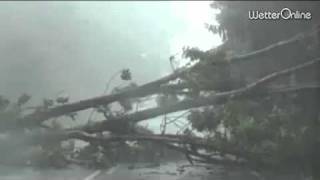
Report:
169,1,222,53
141,1,223,133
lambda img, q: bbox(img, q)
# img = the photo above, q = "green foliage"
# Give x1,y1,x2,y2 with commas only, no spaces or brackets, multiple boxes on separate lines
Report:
120,68,132,81
188,93,315,170
17,93,31,106
205,23,227,41
180,44,244,92
187,107,220,132
185,2,320,175
182,47,206,61
43,98,54,108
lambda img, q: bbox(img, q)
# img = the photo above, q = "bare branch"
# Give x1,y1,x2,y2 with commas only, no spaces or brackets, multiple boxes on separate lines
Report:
229,27,319,63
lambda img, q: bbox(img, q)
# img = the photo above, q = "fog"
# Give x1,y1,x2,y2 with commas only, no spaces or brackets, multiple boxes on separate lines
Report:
0,1,221,131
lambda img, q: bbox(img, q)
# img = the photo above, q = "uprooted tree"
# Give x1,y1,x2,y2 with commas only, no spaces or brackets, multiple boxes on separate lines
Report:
0,1,320,179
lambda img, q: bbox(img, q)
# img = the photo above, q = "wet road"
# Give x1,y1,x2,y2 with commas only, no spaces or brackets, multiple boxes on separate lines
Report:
94,161,212,180
0,161,300,180
0,161,224,180
0,165,93,180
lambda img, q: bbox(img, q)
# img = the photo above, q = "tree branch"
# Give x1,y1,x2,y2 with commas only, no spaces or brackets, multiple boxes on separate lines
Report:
229,27,319,63
12,28,319,130
78,57,320,133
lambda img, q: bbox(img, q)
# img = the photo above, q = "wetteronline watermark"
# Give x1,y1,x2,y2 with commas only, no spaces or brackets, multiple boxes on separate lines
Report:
249,8,312,20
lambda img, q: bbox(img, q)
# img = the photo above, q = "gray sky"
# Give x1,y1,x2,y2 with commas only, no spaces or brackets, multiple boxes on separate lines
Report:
0,1,221,132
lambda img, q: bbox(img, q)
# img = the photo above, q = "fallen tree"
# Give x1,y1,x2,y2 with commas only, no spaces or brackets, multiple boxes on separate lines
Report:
8,26,318,131
0,8,319,179
75,57,320,134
